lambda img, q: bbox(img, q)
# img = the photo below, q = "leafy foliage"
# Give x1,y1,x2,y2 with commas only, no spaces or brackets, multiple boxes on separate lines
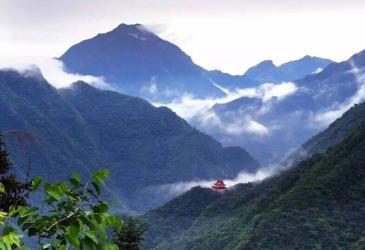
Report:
0,138,147,250
113,218,147,250
0,169,123,249
0,133,30,212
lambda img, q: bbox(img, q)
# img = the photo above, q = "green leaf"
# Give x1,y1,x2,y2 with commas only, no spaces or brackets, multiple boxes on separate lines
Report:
92,182,101,195
44,184,61,201
85,231,98,244
31,176,42,192
42,243,51,249
69,172,81,188
65,225,80,248
106,215,123,233
92,169,109,185
1,229,22,250
0,211,7,225
0,183,5,194
44,183,67,201
93,202,109,213
103,244,119,250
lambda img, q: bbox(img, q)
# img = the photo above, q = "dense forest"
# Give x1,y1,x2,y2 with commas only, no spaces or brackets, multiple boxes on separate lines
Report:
0,70,259,212
142,117,365,249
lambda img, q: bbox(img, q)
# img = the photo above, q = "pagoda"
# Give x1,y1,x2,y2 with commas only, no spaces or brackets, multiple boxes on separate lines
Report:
212,179,226,191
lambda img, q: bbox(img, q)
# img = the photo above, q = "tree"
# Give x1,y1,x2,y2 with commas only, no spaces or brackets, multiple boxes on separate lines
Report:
113,217,147,250
0,133,30,212
0,169,124,249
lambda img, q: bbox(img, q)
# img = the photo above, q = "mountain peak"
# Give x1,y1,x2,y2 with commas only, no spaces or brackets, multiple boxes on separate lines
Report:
71,80,92,88
348,49,365,67
257,59,276,67
112,23,152,36
59,23,224,100
67,81,102,95
301,55,313,60
243,60,276,78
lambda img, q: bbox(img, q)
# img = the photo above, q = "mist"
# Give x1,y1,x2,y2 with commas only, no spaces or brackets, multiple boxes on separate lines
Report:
154,168,274,197
153,81,298,136
0,58,112,90
313,60,365,127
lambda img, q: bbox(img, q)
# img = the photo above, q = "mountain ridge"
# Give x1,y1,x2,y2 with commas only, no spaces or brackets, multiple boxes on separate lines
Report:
0,68,260,212
243,55,334,83
59,23,334,100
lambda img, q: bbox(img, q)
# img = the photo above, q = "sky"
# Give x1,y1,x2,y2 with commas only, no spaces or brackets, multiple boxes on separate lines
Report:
1,0,365,74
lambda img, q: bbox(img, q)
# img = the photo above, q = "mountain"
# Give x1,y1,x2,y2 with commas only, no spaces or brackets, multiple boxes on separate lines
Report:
204,70,259,90
0,69,259,212
194,50,365,165
59,24,232,101
281,101,365,168
243,55,334,83
142,112,365,249
59,24,332,100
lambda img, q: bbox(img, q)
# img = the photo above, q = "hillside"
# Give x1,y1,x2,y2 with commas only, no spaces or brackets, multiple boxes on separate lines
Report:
282,102,365,167
142,114,365,249
0,69,259,212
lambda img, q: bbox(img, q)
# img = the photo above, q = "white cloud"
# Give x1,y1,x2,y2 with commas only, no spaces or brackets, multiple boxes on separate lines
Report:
312,67,323,74
140,77,159,95
259,82,298,102
222,115,269,136
153,81,297,136
246,120,270,136
154,168,274,197
313,61,365,127
0,58,112,90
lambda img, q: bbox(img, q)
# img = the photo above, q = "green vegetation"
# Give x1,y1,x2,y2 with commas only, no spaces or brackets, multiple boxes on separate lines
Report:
282,102,365,167
143,118,365,249
0,70,259,212
0,169,123,249
0,132,147,249
113,218,147,250
0,133,30,212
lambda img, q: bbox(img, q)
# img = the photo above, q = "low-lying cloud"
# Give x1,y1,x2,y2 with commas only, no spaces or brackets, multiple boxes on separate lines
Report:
154,168,274,197
0,58,112,90
153,81,298,136
313,61,365,127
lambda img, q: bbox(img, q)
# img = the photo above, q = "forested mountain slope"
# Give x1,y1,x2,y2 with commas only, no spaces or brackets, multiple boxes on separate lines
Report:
0,69,259,212
282,102,365,167
143,113,365,249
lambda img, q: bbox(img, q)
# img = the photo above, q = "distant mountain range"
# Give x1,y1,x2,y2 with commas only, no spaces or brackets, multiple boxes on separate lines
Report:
142,103,365,249
243,56,333,83
57,23,342,165
201,49,365,165
0,69,259,212
59,23,332,101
